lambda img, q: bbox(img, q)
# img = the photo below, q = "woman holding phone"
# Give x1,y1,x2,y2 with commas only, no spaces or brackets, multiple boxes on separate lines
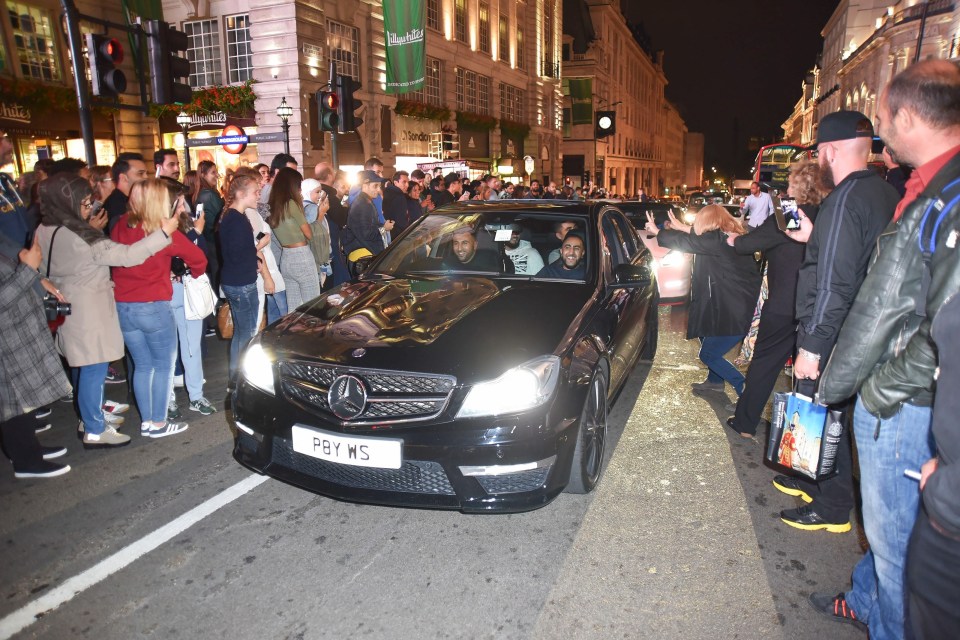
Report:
111,179,207,438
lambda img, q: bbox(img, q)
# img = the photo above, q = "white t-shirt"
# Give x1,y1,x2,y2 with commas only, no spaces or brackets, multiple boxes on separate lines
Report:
505,240,545,275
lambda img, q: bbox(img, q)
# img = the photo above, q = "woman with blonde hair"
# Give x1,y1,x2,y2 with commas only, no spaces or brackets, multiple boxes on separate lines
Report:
645,203,762,400
111,178,207,438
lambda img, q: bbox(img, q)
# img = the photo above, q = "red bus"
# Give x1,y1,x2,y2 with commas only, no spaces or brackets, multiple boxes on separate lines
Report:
752,143,808,192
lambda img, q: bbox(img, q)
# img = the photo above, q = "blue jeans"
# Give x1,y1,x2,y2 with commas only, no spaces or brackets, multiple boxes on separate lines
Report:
71,362,109,435
117,301,177,423
698,336,745,394
222,282,260,380
171,282,205,402
266,290,288,326
845,398,934,639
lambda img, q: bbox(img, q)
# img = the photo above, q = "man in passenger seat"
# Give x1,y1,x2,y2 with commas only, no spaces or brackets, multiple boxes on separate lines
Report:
537,230,586,280
504,224,544,274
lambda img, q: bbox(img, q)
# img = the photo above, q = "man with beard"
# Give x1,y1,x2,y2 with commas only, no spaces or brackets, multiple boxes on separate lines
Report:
777,111,899,536
537,230,586,280
315,162,350,288
441,226,503,272
503,223,543,274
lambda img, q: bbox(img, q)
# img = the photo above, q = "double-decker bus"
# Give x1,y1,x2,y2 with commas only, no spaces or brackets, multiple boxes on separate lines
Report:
752,143,808,192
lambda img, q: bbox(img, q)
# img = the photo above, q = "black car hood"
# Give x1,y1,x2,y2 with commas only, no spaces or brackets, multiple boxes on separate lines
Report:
262,276,593,383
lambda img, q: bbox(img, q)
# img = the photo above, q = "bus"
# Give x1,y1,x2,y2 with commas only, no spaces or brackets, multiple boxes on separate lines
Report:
752,143,808,192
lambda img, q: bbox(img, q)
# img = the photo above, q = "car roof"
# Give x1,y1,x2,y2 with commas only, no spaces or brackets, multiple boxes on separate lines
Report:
433,199,614,219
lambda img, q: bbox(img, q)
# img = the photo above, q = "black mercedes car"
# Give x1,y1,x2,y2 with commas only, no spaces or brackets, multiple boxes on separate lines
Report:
232,201,658,513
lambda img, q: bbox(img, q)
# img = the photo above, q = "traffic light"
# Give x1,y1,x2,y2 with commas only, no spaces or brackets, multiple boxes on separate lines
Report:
318,90,340,131
336,75,363,133
86,34,127,98
595,111,616,139
145,19,192,105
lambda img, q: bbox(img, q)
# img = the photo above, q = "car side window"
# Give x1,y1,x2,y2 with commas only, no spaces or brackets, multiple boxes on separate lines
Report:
601,213,627,268
609,211,639,260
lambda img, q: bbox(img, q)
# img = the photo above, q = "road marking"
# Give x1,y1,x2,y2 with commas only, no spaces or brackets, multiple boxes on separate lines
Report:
0,473,270,640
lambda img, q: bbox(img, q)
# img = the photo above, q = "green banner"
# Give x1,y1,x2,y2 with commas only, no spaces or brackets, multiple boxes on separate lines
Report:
569,78,593,125
383,0,425,94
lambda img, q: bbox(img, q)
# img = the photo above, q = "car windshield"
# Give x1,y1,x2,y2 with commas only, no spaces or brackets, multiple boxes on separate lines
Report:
616,203,679,227
369,210,591,282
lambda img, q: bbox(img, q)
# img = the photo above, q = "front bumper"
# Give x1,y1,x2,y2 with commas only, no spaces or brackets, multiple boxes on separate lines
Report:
231,382,581,513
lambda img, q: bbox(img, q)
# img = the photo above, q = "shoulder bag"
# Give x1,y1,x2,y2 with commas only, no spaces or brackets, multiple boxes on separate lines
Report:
183,272,216,320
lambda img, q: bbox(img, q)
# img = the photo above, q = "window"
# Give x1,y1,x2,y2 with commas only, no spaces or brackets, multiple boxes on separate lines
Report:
327,20,360,80
499,82,524,122
478,75,490,114
225,14,252,83
184,19,222,87
456,68,489,115
454,0,466,43
516,26,525,69
6,1,60,81
498,16,508,62
410,57,442,106
426,0,440,31
478,3,490,54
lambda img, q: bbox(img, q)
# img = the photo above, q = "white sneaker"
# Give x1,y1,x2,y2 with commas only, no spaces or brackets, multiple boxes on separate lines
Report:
83,426,131,449
104,412,125,425
173,374,185,388
102,400,130,414
144,421,189,439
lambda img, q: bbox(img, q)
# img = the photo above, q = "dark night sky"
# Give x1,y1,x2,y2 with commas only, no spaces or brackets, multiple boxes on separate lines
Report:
623,0,839,177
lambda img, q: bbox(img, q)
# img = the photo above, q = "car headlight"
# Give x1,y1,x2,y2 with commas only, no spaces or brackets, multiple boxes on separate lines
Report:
456,355,560,418
660,250,684,267
241,342,275,395
682,211,697,224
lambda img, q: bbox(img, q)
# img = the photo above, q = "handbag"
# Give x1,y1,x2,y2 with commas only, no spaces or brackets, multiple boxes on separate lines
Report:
217,300,234,339
183,272,216,320
766,385,843,480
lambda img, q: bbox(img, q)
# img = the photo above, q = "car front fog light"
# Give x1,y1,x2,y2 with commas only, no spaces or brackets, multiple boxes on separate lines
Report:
242,342,275,395
456,355,560,418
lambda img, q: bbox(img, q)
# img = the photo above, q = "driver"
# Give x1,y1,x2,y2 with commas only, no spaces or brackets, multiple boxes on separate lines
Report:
537,230,586,280
441,226,502,272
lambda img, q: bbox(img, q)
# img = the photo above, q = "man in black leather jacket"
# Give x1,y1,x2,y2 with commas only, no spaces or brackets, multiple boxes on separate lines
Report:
811,60,960,639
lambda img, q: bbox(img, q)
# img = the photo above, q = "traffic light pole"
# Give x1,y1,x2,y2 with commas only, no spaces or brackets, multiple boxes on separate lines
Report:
329,61,339,171
61,0,96,166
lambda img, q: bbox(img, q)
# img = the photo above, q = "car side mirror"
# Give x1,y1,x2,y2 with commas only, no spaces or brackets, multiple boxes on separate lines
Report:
354,255,376,276
610,263,652,288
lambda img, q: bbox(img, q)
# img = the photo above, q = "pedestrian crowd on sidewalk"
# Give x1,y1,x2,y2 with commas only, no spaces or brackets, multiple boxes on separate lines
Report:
665,61,960,640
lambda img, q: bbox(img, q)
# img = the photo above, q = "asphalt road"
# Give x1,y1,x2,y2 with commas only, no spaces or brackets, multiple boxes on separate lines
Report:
0,305,867,640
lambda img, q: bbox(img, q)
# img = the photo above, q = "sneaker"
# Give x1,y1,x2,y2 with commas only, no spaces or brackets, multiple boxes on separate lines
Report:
691,380,724,392
35,423,52,434
773,475,813,503
83,426,131,449
167,402,182,421
41,446,67,460
189,397,217,416
173,374,185,388
60,391,74,403
14,461,71,478
105,366,126,384
144,421,189,439
780,505,851,533
104,412,125,426
34,407,52,419
102,400,129,414
808,592,867,631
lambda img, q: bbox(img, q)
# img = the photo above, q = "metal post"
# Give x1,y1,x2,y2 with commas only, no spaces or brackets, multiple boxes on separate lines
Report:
181,125,191,172
329,60,339,171
60,0,96,165
914,1,931,64
282,120,291,155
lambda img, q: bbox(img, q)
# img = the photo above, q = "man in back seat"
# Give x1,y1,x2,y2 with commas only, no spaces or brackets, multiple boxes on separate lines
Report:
504,223,544,275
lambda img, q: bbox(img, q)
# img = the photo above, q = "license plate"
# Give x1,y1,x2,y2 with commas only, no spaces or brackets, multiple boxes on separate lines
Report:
291,425,402,469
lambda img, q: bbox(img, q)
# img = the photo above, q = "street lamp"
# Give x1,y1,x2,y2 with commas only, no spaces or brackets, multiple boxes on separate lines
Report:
277,97,293,155
176,110,191,172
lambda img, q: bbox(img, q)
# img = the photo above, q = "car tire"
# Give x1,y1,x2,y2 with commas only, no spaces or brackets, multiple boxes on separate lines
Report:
640,298,659,362
565,367,608,494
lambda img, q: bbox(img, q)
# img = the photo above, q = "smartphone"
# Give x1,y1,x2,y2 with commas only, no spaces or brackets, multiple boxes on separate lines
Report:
255,231,266,242
781,198,800,229
193,203,204,221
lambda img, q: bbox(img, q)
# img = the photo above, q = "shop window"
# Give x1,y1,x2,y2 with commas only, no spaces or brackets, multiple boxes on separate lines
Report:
499,83,523,122
326,20,360,80
6,1,61,81
409,57,441,106
426,0,440,31
454,0,466,43
478,3,490,54
225,14,252,84
184,19,222,87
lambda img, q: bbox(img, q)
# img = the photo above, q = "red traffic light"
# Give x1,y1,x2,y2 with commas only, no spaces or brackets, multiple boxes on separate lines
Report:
100,38,123,63
322,92,339,111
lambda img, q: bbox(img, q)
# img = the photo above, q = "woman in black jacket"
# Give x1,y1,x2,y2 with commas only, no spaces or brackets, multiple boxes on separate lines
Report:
725,159,825,436
646,204,762,400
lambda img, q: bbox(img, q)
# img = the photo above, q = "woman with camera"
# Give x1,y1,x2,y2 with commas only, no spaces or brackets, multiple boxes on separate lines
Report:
34,174,179,448
111,179,207,439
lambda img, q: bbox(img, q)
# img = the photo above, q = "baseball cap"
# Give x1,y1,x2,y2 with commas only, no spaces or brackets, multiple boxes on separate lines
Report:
443,172,462,188
809,110,874,149
358,170,388,185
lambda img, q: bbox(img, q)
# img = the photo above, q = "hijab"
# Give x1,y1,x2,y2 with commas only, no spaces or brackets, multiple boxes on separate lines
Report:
38,173,107,246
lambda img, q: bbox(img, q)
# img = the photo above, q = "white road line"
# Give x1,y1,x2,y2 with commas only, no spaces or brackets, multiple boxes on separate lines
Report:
0,473,270,640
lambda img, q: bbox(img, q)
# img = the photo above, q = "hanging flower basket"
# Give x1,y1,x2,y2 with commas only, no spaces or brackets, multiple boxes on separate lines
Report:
395,99,451,121
150,80,258,120
456,110,498,131
500,118,531,139
0,77,114,115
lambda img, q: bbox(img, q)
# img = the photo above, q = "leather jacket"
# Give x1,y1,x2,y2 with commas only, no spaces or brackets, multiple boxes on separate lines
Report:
820,152,960,417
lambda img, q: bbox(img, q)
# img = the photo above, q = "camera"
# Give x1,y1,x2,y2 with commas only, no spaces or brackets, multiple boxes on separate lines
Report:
44,295,71,322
